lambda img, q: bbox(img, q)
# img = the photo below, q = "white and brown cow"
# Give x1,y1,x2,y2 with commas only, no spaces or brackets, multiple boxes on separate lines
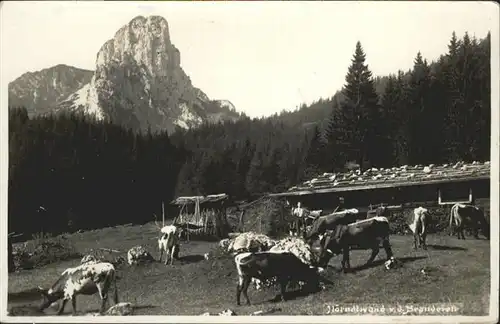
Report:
408,207,430,250
449,203,490,240
37,261,118,315
158,225,182,265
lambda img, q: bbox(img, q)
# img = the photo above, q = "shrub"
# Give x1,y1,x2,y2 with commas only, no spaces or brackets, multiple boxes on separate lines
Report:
12,232,82,270
239,197,292,238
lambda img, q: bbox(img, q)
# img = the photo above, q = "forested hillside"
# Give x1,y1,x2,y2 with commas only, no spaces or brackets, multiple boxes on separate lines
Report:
8,31,491,238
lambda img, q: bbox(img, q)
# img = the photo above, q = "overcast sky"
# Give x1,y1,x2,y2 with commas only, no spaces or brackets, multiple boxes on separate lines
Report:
1,1,498,117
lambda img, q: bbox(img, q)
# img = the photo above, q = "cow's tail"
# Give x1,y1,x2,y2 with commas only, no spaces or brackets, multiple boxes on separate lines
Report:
234,252,254,266
454,205,462,227
420,216,425,236
234,252,253,285
476,207,490,239
449,204,457,229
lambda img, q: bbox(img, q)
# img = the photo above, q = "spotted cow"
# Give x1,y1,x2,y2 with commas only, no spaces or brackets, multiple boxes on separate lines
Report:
37,262,118,315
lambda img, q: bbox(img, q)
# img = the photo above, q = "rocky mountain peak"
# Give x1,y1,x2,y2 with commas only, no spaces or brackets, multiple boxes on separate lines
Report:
96,15,174,78
10,15,240,134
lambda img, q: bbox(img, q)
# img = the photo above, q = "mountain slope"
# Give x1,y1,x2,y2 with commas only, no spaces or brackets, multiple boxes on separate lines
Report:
8,64,93,116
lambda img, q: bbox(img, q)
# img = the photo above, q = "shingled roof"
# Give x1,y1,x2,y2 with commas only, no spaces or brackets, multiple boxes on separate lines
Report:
171,193,229,205
270,161,490,197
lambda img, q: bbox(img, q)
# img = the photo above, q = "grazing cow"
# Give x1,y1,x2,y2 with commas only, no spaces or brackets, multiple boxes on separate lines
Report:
234,251,321,305
158,225,181,265
37,262,118,315
314,216,393,273
304,208,363,243
408,207,430,250
449,204,490,240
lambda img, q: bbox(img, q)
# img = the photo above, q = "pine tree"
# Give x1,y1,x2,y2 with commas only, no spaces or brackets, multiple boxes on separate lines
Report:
407,51,432,163
380,74,401,165
325,41,382,170
302,125,326,179
245,149,266,194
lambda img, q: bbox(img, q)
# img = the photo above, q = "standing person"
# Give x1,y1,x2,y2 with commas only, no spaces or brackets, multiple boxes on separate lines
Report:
292,202,307,236
334,197,346,212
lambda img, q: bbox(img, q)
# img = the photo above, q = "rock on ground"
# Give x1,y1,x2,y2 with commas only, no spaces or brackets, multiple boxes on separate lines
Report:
105,302,133,315
127,245,154,265
218,309,236,316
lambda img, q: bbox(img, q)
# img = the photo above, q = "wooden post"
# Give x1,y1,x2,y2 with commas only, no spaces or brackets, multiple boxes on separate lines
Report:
239,211,244,232
162,202,165,227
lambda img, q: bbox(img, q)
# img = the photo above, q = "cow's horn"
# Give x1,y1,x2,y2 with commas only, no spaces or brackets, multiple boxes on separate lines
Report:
326,249,333,254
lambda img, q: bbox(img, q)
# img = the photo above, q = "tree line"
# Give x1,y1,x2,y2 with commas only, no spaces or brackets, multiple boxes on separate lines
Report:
8,31,491,238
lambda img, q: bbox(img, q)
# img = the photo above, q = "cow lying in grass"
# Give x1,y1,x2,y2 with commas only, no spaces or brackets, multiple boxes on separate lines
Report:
449,203,490,240
234,251,322,306
314,216,394,273
37,261,118,315
304,209,364,244
408,207,430,250
158,225,182,265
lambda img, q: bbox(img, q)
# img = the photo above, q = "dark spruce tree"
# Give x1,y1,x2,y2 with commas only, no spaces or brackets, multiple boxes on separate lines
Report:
302,125,326,179
325,41,384,171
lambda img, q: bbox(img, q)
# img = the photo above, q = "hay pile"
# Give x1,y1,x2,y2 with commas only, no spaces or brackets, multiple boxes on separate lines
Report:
230,232,276,253
239,197,293,237
218,233,314,264
80,252,127,268
269,236,316,265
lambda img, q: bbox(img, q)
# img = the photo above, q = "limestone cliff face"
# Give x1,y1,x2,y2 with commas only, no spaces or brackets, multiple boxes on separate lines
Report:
11,15,239,134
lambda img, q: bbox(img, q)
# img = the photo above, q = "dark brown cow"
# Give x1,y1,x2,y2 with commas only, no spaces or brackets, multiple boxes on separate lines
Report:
313,216,394,273
304,208,364,243
449,203,490,240
234,251,321,305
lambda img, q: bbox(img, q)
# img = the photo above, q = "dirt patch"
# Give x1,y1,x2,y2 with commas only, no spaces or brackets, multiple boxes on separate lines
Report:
8,288,42,303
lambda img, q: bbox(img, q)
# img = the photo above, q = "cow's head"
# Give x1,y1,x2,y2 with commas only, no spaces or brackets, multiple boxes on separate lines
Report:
37,286,63,311
311,231,341,268
377,206,388,216
414,206,428,217
177,226,186,240
301,265,325,293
